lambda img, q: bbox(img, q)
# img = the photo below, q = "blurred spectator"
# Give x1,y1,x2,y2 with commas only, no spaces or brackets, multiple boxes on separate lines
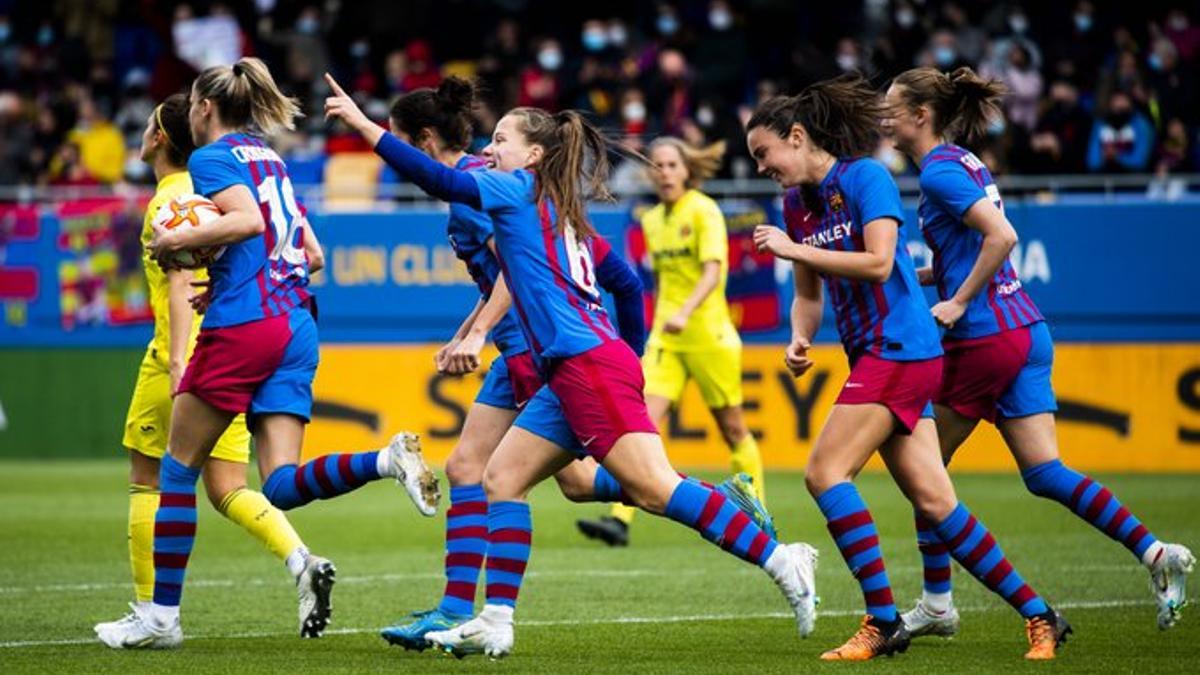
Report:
47,141,97,186
1155,117,1193,175
991,44,1042,132
874,0,925,76
1096,49,1150,111
941,2,986,66
920,30,970,72
1161,8,1200,62
399,41,441,92
1087,91,1155,173
692,1,750,104
648,48,692,137
519,38,562,110
1146,38,1197,126
113,69,154,149
1024,80,1092,173
171,3,244,72
66,95,124,184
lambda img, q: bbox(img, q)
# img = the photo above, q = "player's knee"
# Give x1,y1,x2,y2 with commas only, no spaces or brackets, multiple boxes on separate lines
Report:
482,464,521,502
719,422,749,448
555,475,592,503
911,491,957,524
623,481,670,515
804,466,840,498
444,446,486,486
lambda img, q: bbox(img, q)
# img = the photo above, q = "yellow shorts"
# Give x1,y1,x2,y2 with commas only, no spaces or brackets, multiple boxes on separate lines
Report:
642,343,744,409
122,347,251,463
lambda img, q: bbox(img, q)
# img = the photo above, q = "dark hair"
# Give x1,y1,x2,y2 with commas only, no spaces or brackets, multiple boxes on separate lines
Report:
192,57,301,136
746,74,885,158
507,107,616,238
155,93,197,167
892,66,1006,143
389,76,476,152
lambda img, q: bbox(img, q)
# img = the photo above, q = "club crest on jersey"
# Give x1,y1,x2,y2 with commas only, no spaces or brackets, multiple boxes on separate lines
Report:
827,191,846,213
680,225,692,238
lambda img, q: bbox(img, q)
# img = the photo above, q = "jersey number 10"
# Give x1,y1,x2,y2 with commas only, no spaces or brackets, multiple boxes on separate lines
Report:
256,174,307,266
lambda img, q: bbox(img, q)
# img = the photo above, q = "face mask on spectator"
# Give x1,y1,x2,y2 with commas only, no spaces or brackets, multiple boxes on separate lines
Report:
696,104,715,127
836,53,859,72
1168,15,1188,31
608,24,628,48
709,8,733,31
657,14,679,36
987,116,1006,136
297,17,319,35
934,46,956,68
1008,14,1029,35
895,9,916,29
538,48,563,71
582,28,607,52
0,22,10,42
1147,53,1164,71
1074,13,1092,32
623,101,646,122
37,25,54,46
350,40,369,59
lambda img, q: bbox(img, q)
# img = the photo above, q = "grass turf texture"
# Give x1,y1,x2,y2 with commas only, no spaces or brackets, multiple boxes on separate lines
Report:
1,460,1197,673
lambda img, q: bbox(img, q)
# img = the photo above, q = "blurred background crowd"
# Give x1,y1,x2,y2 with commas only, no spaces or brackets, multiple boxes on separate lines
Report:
0,0,1197,191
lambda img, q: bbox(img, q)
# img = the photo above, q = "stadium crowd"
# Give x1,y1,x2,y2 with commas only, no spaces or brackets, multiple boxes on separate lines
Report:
0,0,1197,189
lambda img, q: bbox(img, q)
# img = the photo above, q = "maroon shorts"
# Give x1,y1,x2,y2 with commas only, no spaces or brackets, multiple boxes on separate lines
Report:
547,340,659,459
836,354,943,434
178,312,316,419
937,325,1033,423
506,352,543,409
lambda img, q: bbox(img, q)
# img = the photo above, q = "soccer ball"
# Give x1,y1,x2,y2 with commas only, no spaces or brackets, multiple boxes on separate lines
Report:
152,194,226,269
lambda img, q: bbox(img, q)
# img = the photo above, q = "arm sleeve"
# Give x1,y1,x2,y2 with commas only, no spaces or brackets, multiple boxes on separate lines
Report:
848,160,904,233
694,197,729,263
594,240,647,356
374,132,482,208
920,161,988,217
471,169,535,214
188,146,243,198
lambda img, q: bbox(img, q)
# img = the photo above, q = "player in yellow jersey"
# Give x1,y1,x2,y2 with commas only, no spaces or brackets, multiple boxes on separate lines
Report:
577,137,765,546
95,94,325,645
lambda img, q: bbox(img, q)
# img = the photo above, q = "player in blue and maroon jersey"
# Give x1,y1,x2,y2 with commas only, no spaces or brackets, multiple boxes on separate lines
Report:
326,73,815,659
748,74,1068,661
99,58,440,650
886,66,1194,638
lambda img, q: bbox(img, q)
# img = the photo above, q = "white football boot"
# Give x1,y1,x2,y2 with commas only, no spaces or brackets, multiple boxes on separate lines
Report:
1151,543,1196,630
382,432,440,517
297,555,336,638
95,604,182,649
426,605,514,659
902,598,960,638
764,542,819,638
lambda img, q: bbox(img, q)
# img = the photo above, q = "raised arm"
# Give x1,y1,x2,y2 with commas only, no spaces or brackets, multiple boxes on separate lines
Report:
323,73,482,208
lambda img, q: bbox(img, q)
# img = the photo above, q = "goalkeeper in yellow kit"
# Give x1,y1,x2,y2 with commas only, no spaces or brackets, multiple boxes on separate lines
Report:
577,137,765,546
95,94,323,643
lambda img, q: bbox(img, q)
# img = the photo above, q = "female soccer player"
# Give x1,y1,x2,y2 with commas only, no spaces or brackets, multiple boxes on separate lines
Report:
101,58,438,649
747,75,1068,660
883,66,1194,636
368,77,774,649
94,93,322,647
325,74,816,659
577,137,766,547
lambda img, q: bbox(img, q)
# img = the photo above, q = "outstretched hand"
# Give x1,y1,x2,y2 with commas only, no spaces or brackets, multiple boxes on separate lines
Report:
323,73,382,145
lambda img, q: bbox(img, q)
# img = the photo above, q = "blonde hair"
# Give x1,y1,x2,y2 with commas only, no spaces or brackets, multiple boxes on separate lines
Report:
192,57,302,136
648,137,726,189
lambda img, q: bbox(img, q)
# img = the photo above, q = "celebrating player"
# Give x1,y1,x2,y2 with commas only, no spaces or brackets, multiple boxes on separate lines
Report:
99,58,438,650
577,137,766,547
325,73,817,659
94,93,320,647
747,75,1069,660
883,66,1195,636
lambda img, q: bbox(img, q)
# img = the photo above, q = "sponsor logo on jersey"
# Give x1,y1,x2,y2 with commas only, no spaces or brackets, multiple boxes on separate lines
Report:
800,222,853,248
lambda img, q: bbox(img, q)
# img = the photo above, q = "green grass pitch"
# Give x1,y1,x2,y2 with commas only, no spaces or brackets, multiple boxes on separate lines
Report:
1,460,1197,673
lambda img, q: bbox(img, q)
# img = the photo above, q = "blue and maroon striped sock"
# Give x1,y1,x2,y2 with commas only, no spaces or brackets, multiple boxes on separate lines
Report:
483,501,532,609
1022,459,1164,566
437,484,488,616
916,513,953,596
934,503,1049,618
152,454,200,608
261,452,381,510
817,482,897,622
663,479,777,566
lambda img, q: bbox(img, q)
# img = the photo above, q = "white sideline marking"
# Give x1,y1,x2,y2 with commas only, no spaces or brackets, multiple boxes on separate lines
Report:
0,568,721,596
0,598,1152,649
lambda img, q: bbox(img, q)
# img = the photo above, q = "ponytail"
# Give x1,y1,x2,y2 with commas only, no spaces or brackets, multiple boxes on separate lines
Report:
389,75,476,152
508,107,617,238
892,66,1006,143
193,57,302,136
648,137,726,189
746,74,885,158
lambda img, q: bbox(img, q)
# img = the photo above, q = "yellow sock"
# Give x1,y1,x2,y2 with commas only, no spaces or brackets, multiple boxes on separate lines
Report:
128,484,160,604
730,434,766,503
609,502,637,525
218,488,304,562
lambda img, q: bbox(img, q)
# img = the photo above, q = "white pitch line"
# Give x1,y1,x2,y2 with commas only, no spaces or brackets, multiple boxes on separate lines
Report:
0,598,1152,650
